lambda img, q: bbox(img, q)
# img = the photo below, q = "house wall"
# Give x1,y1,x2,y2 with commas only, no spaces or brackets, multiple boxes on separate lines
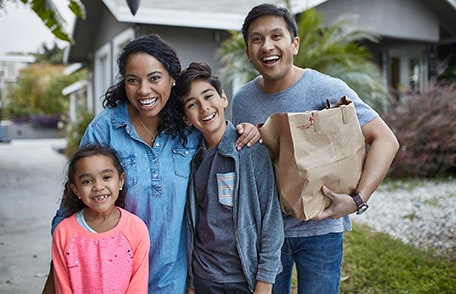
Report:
317,0,439,42
316,0,437,93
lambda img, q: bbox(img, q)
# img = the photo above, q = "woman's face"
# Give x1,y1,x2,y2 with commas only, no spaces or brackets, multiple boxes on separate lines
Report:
124,52,175,118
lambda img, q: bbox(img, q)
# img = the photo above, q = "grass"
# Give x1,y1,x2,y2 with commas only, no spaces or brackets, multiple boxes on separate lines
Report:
291,222,455,293
341,222,455,293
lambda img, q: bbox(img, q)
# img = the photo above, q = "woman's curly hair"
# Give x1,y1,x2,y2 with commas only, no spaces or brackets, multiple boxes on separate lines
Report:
102,33,187,143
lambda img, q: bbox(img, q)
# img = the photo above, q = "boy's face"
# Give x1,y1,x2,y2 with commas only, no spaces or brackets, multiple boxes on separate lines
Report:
245,15,299,83
182,79,228,148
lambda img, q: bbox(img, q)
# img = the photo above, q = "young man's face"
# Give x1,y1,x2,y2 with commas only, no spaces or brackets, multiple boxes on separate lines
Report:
182,80,228,149
245,15,299,83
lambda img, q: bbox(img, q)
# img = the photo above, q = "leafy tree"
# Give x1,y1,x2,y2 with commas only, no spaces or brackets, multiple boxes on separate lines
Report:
4,62,87,119
218,8,389,111
34,42,65,64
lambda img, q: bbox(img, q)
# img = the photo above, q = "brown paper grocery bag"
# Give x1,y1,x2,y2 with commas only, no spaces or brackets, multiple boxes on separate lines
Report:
258,96,365,220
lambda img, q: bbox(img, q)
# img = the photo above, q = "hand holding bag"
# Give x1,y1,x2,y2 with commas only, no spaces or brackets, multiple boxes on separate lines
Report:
258,96,366,220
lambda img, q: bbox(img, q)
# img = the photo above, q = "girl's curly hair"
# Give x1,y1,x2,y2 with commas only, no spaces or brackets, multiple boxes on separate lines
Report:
62,144,127,216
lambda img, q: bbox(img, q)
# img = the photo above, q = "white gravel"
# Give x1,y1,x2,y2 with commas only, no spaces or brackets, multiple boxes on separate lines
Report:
351,179,456,255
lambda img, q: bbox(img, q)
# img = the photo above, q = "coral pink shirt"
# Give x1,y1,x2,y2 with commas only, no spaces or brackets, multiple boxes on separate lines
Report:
52,207,150,294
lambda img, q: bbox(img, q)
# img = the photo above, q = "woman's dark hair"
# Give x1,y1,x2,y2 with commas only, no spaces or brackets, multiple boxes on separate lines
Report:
176,61,223,99
62,144,127,215
103,33,186,140
241,3,298,45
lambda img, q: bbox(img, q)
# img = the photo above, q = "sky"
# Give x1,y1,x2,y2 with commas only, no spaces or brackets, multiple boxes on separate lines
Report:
0,1,72,56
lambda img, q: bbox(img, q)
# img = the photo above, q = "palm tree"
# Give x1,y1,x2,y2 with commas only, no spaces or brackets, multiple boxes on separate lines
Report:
218,8,389,111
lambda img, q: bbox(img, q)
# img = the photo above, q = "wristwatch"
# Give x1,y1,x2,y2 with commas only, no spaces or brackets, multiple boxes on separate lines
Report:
350,191,369,215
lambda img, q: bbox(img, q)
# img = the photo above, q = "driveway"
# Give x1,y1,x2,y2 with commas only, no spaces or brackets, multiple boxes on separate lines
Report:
0,139,67,294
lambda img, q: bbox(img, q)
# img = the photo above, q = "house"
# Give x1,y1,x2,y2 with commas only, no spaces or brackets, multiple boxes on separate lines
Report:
317,0,456,94
63,0,456,119
0,55,35,142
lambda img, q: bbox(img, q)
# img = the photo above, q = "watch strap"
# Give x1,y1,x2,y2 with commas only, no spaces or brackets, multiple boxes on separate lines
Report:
350,191,364,207
350,191,369,214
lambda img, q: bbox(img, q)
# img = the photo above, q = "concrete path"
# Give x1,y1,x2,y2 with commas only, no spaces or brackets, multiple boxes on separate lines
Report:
0,139,67,294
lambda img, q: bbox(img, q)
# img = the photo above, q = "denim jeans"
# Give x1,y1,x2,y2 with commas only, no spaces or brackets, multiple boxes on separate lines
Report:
194,275,251,293
272,233,343,294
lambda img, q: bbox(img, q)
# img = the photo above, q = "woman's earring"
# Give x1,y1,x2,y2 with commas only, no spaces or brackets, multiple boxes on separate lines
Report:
172,82,176,86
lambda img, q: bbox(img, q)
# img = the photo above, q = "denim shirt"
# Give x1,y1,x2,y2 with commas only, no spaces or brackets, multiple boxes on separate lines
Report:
52,102,200,293
186,122,284,291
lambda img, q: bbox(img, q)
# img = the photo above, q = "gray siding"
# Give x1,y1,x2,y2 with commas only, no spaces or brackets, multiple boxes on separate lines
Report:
317,0,439,42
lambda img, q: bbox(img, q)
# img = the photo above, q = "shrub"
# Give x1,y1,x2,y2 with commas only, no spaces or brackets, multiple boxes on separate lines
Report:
383,82,456,178
64,111,93,158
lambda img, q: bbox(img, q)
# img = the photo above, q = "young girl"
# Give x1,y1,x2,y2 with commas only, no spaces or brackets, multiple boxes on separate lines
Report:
52,145,150,294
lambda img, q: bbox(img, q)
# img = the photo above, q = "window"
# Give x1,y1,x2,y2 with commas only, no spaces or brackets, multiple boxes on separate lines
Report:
94,43,112,114
409,58,420,93
112,28,135,83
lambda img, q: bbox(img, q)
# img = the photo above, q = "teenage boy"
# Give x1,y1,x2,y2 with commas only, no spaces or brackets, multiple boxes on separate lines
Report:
232,3,399,293
176,61,284,294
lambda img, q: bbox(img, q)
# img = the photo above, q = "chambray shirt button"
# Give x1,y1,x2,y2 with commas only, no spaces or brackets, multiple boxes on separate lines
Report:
155,143,160,147
185,151,189,155
153,174,159,178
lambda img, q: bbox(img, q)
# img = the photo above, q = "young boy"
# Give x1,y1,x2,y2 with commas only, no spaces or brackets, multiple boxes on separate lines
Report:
176,61,283,294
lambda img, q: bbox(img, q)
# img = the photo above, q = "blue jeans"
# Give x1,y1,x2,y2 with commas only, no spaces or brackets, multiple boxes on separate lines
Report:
273,233,343,294
194,275,251,293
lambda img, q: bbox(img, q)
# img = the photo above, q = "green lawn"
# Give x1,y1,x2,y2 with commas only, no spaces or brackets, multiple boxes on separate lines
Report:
341,222,455,293
290,222,455,293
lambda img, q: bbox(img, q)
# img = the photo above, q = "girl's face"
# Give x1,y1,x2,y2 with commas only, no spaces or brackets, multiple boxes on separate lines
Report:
182,79,228,149
70,155,125,215
124,52,175,119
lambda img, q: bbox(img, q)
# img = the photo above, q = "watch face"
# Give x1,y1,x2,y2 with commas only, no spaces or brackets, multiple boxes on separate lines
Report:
356,204,369,215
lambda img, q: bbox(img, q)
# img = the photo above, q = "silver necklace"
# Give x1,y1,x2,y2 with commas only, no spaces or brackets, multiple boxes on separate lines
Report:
137,116,158,144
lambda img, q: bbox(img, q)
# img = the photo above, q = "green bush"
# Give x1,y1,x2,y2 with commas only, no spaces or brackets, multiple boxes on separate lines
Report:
383,83,456,178
64,111,93,158
4,62,88,124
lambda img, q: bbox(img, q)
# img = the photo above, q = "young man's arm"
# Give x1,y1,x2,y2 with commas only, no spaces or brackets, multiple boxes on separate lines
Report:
314,117,399,219
235,123,262,149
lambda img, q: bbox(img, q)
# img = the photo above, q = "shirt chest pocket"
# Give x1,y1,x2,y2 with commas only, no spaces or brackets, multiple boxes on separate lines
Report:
172,147,195,178
216,172,236,207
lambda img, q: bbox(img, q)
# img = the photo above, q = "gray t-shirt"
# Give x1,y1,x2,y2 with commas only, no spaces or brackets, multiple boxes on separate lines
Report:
193,145,245,283
232,68,378,237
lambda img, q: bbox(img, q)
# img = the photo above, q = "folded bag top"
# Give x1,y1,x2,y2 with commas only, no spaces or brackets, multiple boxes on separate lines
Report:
258,96,365,220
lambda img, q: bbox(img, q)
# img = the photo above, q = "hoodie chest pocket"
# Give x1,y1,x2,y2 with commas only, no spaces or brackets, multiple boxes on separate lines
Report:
216,172,236,207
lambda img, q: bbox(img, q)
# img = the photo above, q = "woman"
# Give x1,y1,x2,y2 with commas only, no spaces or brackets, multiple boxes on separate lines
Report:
44,33,260,293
